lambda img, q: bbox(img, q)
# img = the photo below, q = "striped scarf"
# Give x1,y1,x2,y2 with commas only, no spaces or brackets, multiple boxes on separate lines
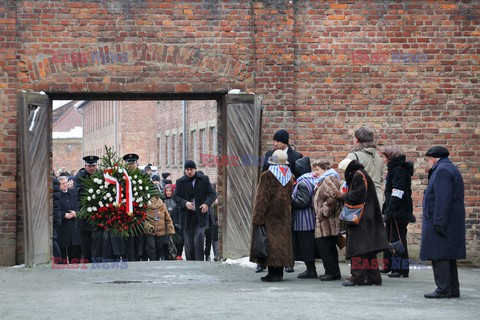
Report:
268,165,292,186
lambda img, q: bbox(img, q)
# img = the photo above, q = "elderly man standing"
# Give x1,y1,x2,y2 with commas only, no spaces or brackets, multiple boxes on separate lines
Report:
173,160,217,261
421,146,466,299
346,126,384,208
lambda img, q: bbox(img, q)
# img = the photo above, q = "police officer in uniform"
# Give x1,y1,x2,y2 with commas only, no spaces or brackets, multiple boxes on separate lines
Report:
76,155,100,263
123,153,145,261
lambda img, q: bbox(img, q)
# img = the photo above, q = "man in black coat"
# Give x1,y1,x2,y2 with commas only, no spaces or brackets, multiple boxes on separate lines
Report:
57,175,81,263
261,129,303,179
75,155,100,263
173,160,217,261
260,129,303,273
421,146,466,299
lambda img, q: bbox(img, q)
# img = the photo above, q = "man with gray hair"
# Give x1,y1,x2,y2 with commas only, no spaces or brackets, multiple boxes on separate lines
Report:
346,126,384,207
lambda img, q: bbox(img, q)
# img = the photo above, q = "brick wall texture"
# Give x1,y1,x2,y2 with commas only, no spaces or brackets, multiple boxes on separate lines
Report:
0,1,479,265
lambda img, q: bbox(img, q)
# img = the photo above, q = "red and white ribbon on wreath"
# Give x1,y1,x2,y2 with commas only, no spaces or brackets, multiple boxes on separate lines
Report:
123,172,133,213
103,172,122,206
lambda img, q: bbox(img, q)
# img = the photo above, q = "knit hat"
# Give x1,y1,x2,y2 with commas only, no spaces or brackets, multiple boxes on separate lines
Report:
161,172,171,180
273,129,289,145
338,158,352,171
151,174,160,182
425,146,449,158
184,160,197,170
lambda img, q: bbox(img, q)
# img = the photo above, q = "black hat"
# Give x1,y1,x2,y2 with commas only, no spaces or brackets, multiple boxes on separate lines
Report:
273,129,289,145
151,174,160,182
145,165,151,171
83,155,99,165
161,172,171,180
184,160,197,170
425,146,449,158
123,153,139,163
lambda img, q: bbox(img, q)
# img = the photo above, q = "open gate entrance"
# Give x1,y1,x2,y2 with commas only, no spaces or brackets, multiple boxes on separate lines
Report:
17,92,262,266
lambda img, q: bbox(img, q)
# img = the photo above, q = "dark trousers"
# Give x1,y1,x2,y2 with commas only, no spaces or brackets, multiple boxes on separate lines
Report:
316,236,340,276
350,252,382,285
205,225,212,259
52,228,61,261
125,235,145,262
145,235,166,261
59,245,81,264
184,224,207,261
432,260,460,296
267,266,284,278
383,221,409,275
80,230,92,263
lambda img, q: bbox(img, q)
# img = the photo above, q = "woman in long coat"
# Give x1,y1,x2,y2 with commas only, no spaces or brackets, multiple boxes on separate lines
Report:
250,150,294,282
381,146,415,278
337,160,388,286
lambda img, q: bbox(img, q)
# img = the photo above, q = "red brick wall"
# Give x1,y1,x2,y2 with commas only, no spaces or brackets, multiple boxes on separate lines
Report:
52,139,82,174
1,1,479,265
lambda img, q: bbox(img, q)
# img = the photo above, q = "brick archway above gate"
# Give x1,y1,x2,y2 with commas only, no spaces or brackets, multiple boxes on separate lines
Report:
19,43,249,92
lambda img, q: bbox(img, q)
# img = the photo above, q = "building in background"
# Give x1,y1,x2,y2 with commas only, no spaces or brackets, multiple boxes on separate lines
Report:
52,100,83,173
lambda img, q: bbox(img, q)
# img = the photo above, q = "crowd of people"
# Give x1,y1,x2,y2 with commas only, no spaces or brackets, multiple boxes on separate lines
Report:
52,154,219,265
250,128,466,299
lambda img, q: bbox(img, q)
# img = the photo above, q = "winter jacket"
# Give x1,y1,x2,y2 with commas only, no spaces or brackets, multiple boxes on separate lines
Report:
340,161,388,259
383,155,415,224
314,175,342,238
347,145,384,207
420,157,466,260
57,189,81,247
144,197,175,237
291,157,317,231
250,170,294,267
53,177,62,227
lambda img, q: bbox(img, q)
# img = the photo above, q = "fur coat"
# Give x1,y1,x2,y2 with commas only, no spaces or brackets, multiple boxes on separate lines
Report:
249,170,294,267
144,197,175,237
314,175,342,238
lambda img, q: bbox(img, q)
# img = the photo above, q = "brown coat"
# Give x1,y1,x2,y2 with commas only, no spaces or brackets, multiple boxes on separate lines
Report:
144,197,175,237
249,170,294,267
314,176,342,238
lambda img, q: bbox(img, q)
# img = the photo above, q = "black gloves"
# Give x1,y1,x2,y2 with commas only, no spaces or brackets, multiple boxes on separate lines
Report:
434,225,447,236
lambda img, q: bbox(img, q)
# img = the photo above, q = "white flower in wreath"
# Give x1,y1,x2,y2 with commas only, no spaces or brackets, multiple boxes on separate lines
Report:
109,197,113,202
134,175,137,179
133,187,137,191
139,186,143,191
92,206,97,211
118,168,123,173
96,189,101,194
145,186,149,191
104,183,110,188
148,200,152,205
92,195,96,199
139,203,143,208
99,202,103,207
87,196,91,201
147,194,151,199
87,207,92,212
106,193,112,198
138,180,143,184
132,180,136,185
134,192,138,197
103,196,107,200
99,186,104,190
88,189,94,194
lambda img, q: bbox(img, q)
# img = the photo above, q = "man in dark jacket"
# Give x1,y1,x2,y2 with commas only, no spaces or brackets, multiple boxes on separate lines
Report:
421,146,466,299
75,155,100,263
173,160,217,261
261,129,303,273
57,175,81,263
262,129,303,179
52,176,62,262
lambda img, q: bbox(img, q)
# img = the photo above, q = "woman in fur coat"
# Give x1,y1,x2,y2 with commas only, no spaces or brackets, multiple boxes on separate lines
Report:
250,150,295,282
144,196,175,261
313,160,343,281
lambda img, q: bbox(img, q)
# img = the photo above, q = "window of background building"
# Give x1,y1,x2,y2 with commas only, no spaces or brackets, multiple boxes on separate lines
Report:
200,129,206,165
173,134,177,167
157,137,162,168
191,130,197,163
212,126,217,156
178,133,183,167
166,135,171,167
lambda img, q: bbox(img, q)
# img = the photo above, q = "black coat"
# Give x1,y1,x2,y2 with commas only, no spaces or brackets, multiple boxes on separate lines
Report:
343,162,388,259
53,177,62,227
420,158,466,260
57,189,81,247
383,155,414,224
173,173,217,230
75,168,94,231
262,147,303,179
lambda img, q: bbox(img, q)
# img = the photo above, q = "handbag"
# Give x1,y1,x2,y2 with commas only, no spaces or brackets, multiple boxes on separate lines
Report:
336,233,346,249
339,171,368,225
167,235,177,260
251,225,269,259
388,219,406,256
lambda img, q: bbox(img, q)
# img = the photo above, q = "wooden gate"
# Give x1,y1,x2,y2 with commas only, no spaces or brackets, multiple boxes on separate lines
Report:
18,92,52,267
222,94,262,259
